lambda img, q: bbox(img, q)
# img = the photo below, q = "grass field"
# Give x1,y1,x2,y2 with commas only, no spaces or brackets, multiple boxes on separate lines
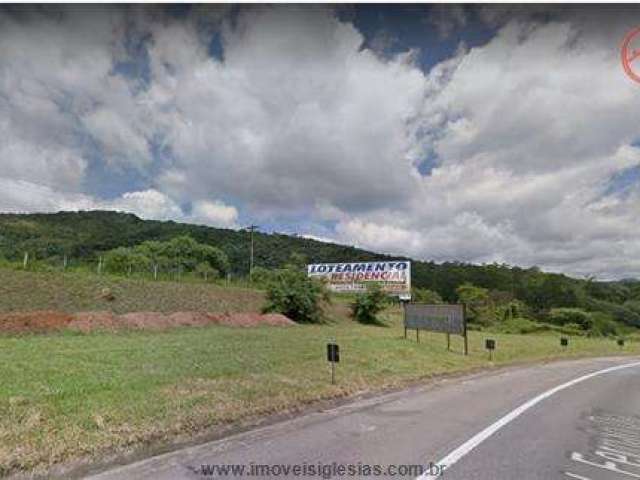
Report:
1,268,639,476
1,305,639,476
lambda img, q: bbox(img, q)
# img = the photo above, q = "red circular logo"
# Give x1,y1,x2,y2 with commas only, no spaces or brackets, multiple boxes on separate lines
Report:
621,26,640,83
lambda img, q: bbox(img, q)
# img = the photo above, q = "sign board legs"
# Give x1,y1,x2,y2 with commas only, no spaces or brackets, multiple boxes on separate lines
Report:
446,333,450,351
463,303,468,356
416,329,420,343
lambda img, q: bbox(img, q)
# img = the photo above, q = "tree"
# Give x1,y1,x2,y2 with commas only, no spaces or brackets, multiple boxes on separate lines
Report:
411,288,443,304
104,247,151,274
195,262,218,282
456,283,494,326
284,252,308,272
106,236,229,277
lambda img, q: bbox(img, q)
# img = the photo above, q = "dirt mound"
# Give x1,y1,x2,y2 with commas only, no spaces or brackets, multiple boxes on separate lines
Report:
0,311,73,333
0,310,295,334
71,311,118,332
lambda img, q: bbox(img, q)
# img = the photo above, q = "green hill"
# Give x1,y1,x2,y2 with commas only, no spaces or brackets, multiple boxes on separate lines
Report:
0,211,639,324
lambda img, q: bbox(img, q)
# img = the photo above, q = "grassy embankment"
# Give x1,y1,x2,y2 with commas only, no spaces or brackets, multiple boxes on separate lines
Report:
0,268,263,314
0,268,638,476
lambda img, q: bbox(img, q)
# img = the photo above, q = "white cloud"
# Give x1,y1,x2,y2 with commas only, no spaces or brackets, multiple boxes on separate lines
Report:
331,15,640,279
145,6,428,215
190,200,238,228
0,6,153,185
105,189,183,220
1,6,640,279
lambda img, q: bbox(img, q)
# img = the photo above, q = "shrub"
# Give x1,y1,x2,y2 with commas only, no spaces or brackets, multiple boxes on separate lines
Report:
495,317,551,335
351,284,389,325
262,269,329,323
548,308,592,329
588,312,619,337
250,266,276,286
584,298,640,327
558,323,587,336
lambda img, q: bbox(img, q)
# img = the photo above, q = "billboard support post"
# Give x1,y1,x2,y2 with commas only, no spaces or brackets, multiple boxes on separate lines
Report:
463,303,468,356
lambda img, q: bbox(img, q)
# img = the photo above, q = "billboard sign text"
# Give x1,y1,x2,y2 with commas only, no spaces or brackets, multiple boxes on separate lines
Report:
307,260,411,298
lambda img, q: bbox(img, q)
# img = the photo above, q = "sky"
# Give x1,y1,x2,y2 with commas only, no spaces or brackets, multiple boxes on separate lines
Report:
1,4,640,279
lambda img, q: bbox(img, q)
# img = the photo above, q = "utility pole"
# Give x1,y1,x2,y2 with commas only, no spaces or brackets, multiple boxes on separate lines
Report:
246,225,259,281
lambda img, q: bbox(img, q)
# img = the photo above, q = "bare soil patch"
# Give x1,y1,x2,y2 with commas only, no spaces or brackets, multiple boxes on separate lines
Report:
0,311,74,334
0,310,294,334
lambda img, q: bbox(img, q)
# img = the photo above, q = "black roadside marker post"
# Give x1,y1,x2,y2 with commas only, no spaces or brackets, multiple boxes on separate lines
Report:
561,337,569,348
327,342,340,385
485,339,496,361
618,338,625,349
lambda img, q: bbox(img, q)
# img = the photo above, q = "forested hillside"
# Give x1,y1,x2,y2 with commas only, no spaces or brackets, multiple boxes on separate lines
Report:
1,211,639,329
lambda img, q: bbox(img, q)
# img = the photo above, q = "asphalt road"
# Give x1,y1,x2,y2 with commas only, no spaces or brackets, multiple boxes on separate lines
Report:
85,356,640,480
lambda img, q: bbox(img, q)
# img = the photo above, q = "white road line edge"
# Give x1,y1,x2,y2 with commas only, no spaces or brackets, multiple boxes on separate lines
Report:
418,360,640,479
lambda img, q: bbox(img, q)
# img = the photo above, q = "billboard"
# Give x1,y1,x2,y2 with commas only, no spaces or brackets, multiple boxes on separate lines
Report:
307,260,411,298
403,304,465,335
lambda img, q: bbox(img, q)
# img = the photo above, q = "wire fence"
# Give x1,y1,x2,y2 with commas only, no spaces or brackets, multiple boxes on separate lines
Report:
0,254,256,289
